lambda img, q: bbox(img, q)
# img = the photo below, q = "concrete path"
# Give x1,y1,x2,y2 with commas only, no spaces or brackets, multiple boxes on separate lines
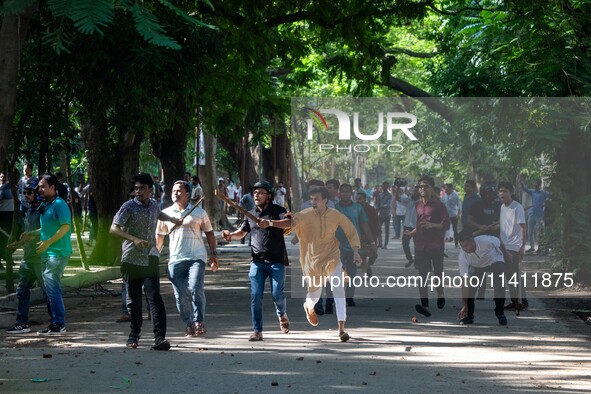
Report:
1,238,590,393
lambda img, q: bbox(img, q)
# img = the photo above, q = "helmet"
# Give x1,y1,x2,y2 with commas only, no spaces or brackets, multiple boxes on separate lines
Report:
24,178,39,191
480,182,497,201
252,181,274,197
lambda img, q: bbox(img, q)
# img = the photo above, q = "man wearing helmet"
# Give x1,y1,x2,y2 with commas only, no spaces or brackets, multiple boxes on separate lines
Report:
222,181,291,341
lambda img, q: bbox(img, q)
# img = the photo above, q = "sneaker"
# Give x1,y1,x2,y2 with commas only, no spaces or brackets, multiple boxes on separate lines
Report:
459,316,474,325
151,337,171,351
185,325,197,337
339,332,350,342
405,259,414,268
496,313,508,326
303,303,319,326
37,324,66,335
248,331,263,341
525,248,535,254
6,323,31,334
279,314,290,334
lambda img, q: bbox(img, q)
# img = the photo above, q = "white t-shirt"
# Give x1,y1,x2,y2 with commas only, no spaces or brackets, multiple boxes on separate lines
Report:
157,204,213,263
458,235,504,275
227,183,236,199
500,200,526,252
275,186,286,206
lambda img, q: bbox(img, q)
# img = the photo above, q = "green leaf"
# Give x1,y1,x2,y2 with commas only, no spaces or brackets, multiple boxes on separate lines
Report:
69,0,114,35
127,4,181,50
47,0,74,18
158,0,218,30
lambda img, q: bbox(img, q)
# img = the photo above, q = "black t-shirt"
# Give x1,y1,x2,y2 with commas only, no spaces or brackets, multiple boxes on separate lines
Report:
467,200,501,237
239,203,288,264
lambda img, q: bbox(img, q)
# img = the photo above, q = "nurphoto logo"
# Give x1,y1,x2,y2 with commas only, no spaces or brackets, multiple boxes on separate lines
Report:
301,106,418,153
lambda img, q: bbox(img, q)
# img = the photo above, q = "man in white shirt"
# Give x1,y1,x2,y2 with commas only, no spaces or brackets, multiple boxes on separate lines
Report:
457,231,508,326
157,181,218,337
274,181,286,208
442,183,461,247
498,181,528,310
226,180,236,214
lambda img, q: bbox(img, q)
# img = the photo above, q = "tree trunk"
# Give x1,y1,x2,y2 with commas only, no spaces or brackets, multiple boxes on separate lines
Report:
202,134,223,229
218,130,258,189
152,100,188,208
0,5,35,168
81,122,143,265
554,127,591,276
262,118,289,186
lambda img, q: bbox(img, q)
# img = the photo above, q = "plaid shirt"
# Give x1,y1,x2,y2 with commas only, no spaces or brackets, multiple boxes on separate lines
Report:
112,198,160,266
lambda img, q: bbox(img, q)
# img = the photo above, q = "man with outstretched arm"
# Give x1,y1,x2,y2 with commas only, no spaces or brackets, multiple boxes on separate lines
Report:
156,180,218,338
110,173,180,350
222,181,291,342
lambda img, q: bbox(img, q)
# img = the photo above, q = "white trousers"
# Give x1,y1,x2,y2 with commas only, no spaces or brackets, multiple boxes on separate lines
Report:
305,262,346,321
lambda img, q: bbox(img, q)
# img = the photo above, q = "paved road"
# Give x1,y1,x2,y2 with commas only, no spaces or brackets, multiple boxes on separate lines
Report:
1,238,590,393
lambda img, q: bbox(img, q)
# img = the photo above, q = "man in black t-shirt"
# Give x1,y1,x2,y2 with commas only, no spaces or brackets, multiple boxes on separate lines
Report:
465,181,502,299
222,181,291,342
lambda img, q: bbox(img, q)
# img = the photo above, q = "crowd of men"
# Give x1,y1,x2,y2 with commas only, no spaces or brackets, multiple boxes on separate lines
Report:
2,164,551,346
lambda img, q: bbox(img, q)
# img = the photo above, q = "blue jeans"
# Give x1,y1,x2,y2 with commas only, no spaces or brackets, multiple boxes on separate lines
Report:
16,259,50,325
249,261,286,332
168,259,206,325
42,255,70,326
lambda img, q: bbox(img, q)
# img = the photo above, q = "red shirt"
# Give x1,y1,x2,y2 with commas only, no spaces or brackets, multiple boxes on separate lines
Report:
414,198,450,252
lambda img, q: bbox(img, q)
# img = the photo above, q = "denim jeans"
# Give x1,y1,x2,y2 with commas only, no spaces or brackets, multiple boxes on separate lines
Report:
168,259,206,325
42,255,70,326
16,259,50,325
249,261,286,332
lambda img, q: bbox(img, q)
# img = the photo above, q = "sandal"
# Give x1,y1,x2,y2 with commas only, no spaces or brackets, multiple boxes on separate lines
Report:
248,331,263,341
126,335,139,349
279,314,290,334
195,322,207,336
